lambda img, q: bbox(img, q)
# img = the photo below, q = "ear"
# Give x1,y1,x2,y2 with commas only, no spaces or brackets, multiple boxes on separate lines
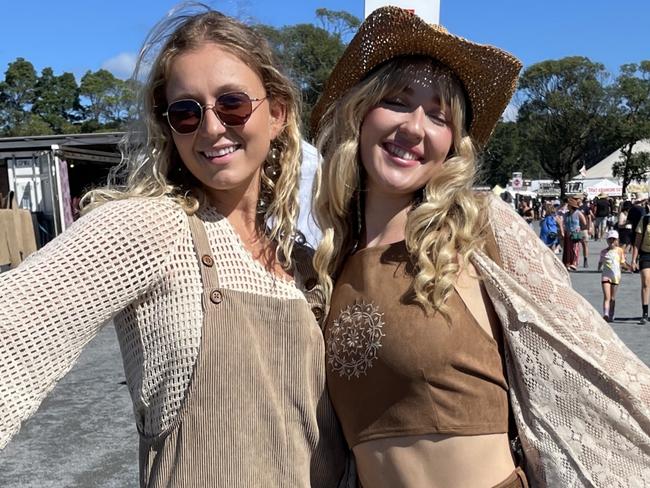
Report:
268,99,287,140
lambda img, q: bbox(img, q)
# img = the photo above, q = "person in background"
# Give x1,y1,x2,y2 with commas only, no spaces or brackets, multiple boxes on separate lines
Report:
576,196,591,267
618,200,634,254
562,196,586,271
632,206,650,325
518,198,534,227
593,192,611,240
598,229,628,322
628,194,647,241
540,202,561,254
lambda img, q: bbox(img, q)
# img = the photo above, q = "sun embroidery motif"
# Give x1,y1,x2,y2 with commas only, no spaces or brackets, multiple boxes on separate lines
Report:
327,301,385,379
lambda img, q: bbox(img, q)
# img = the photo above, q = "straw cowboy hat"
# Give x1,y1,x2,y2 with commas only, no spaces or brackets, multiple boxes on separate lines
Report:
310,6,522,146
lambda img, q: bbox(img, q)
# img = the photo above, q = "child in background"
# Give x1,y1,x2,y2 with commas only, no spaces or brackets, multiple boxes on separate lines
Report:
598,229,629,322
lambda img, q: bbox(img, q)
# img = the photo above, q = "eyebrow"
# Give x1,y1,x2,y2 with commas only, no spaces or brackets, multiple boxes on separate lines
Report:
167,83,257,102
401,86,443,104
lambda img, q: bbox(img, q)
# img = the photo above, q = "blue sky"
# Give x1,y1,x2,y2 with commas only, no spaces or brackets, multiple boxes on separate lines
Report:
1,0,648,82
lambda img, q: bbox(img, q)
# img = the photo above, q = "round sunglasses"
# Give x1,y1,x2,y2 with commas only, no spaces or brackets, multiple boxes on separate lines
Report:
163,92,267,134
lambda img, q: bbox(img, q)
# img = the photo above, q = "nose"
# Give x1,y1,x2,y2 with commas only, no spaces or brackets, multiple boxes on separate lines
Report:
199,105,227,137
398,106,425,142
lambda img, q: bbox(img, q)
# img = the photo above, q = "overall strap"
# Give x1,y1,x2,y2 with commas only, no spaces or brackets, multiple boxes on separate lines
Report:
188,213,222,304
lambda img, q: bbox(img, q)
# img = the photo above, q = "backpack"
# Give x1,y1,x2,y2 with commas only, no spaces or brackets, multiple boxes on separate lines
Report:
543,215,558,239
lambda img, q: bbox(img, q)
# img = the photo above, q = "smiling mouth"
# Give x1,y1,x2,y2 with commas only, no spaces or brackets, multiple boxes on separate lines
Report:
383,142,421,162
201,145,241,158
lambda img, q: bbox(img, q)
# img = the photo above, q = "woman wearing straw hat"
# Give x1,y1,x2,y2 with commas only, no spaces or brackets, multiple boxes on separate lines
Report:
312,6,650,487
0,6,350,486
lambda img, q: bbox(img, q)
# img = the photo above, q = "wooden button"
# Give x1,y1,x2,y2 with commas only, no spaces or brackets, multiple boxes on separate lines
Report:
312,306,324,321
210,289,222,304
304,278,317,290
201,255,214,267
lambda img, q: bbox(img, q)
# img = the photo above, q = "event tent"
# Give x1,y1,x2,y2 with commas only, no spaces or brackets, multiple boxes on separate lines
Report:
574,139,650,180
581,178,623,198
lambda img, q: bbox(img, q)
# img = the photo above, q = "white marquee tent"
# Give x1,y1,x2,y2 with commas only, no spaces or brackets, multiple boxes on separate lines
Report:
574,139,650,180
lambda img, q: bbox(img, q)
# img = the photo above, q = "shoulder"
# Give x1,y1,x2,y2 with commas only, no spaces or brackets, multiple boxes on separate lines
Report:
67,197,190,265
481,192,521,227
82,197,187,233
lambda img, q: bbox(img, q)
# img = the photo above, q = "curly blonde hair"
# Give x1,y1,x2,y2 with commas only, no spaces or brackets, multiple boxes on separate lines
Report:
313,56,489,317
83,4,302,267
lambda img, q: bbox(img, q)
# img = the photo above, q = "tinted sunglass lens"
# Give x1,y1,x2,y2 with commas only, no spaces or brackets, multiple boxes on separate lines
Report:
167,100,202,134
216,93,252,126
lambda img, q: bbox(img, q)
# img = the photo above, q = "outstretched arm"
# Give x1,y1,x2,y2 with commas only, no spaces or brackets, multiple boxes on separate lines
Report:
0,198,184,449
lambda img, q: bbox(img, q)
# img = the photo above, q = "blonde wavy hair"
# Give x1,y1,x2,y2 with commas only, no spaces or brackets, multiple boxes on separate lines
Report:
83,4,302,267
313,56,490,317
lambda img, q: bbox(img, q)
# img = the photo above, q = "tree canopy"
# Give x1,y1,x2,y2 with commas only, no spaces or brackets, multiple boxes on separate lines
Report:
0,11,649,197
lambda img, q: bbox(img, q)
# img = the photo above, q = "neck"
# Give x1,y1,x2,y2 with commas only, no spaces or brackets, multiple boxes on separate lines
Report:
203,177,262,243
362,189,414,248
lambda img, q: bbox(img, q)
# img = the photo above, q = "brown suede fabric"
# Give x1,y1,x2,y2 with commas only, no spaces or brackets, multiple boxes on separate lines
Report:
492,467,529,488
325,240,509,448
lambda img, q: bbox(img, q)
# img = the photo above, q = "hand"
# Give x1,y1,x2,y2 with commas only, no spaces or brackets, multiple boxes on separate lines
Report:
632,261,639,272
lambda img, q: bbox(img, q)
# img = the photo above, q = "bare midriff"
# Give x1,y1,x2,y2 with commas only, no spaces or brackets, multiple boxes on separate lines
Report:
353,432,516,488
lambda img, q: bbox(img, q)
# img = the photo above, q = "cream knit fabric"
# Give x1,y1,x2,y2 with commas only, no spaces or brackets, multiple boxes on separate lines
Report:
0,197,306,447
476,196,650,487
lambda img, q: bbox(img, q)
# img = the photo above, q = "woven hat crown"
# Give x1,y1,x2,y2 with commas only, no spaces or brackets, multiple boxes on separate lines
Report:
311,6,523,147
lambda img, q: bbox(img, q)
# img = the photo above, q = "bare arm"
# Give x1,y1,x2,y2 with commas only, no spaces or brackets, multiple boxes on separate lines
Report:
631,233,642,271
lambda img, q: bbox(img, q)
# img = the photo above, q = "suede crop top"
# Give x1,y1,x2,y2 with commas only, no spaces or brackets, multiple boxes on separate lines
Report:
324,240,509,448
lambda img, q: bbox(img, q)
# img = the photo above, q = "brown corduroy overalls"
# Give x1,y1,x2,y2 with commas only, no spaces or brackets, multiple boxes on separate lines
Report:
138,214,346,487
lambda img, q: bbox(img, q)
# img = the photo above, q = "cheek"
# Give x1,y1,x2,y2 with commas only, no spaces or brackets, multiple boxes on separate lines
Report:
428,125,454,159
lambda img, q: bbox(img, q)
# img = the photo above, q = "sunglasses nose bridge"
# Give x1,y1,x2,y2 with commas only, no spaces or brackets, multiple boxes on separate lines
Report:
201,104,229,132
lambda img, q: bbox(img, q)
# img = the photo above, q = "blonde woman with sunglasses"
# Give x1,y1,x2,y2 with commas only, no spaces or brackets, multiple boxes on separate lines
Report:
312,7,650,488
0,5,350,487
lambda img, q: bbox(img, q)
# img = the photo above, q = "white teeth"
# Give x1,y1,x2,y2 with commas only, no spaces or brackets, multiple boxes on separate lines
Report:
203,145,239,158
385,142,419,161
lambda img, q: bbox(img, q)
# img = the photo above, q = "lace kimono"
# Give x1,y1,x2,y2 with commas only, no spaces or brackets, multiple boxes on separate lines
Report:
475,196,650,487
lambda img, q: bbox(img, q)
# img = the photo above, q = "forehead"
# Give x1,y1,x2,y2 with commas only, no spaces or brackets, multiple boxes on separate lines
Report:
165,43,263,100
389,61,458,104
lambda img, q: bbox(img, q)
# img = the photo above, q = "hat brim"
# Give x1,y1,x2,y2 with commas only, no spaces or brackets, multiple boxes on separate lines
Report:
311,6,522,147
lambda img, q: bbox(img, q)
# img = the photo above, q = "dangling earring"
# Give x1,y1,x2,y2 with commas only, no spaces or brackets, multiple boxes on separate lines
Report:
264,146,281,178
354,165,365,240
257,144,282,216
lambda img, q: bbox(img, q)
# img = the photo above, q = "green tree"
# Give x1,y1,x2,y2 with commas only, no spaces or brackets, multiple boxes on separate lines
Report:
315,8,360,40
258,9,359,136
480,121,543,186
32,68,82,134
80,69,135,130
610,62,650,194
517,57,612,198
0,57,38,135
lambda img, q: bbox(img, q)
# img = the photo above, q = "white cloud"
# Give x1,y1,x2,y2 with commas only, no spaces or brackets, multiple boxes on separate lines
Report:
101,52,137,79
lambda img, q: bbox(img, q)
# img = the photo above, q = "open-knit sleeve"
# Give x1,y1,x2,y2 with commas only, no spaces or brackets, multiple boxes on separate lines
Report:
0,197,186,449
